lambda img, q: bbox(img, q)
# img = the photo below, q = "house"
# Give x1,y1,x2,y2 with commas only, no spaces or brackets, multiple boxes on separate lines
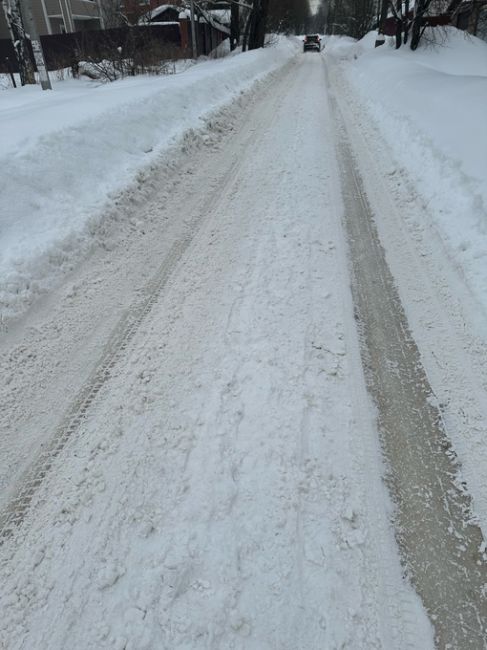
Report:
0,0,229,74
141,3,185,25
0,0,103,40
124,0,179,24
138,2,230,30
136,2,230,54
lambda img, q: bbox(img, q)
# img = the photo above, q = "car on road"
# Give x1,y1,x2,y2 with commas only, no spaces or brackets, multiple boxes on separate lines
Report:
303,35,322,53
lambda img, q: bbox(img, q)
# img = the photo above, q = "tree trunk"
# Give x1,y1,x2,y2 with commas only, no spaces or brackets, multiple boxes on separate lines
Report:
255,0,269,47
242,7,252,51
395,0,402,48
375,0,389,47
248,0,269,50
410,0,431,49
403,0,410,43
230,1,239,50
410,16,422,49
2,0,35,85
467,0,481,35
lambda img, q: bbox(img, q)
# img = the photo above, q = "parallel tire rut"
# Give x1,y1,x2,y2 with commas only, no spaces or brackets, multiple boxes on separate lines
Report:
0,63,293,544
331,94,487,648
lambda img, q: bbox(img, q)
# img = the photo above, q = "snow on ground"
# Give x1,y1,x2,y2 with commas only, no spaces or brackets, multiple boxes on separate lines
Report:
326,28,487,309
1,27,486,649
0,38,297,324
0,54,434,650
326,30,487,536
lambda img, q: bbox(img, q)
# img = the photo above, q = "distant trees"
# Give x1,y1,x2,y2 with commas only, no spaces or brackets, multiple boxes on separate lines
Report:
247,0,271,48
267,0,312,34
321,0,453,49
239,0,312,49
375,0,453,50
325,0,376,38
308,0,328,33
99,0,130,28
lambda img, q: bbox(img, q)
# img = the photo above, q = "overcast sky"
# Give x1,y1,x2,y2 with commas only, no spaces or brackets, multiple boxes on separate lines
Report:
309,0,321,13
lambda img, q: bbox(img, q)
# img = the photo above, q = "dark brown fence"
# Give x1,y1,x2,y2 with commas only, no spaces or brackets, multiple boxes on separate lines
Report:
0,23,181,73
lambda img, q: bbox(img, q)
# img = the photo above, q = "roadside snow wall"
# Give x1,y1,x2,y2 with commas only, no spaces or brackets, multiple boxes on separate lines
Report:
326,29,487,310
0,38,298,323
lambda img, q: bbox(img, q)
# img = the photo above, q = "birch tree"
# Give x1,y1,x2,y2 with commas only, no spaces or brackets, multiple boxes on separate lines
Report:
2,0,35,84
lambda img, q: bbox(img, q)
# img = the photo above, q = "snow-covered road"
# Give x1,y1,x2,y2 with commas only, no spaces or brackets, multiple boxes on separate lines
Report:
1,50,486,648
331,78,487,647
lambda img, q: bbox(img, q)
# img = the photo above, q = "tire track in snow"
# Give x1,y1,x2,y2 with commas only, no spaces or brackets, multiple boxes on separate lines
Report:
0,65,293,544
331,92,487,648
322,61,427,650
0,227,200,543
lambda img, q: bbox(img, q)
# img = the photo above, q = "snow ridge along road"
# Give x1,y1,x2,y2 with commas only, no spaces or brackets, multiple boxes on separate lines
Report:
0,54,434,649
0,61,295,516
0,59,296,544
0,77,277,542
0,39,298,323
329,67,487,646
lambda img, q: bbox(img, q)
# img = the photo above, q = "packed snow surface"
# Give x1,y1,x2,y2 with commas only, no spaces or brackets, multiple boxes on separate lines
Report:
0,50,435,649
1,27,487,650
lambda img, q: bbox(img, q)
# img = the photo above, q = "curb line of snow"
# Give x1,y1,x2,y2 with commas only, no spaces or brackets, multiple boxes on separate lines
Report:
0,40,298,325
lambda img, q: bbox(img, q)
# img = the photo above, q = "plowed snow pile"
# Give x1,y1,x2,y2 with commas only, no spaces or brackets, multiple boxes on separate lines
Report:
0,39,297,323
327,28,487,312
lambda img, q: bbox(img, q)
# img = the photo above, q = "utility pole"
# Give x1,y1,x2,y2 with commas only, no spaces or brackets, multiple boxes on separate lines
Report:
189,0,198,59
19,0,52,89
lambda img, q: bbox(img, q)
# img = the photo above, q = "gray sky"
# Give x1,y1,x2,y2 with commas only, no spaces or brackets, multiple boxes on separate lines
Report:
309,0,321,14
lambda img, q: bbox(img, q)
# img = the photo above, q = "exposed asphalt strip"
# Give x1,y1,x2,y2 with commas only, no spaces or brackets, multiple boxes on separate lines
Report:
331,96,487,648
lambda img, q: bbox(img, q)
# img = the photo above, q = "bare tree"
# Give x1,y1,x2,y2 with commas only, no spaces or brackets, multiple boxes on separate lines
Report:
99,0,130,28
2,0,35,85
245,0,270,48
267,0,311,34
327,0,375,38
376,0,454,50
240,0,268,49
375,0,389,45
230,0,240,49
309,0,328,33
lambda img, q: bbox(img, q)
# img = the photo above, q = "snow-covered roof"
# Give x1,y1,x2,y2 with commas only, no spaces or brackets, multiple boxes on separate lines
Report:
138,2,230,34
196,5,230,33
140,4,181,23
207,9,231,25
145,21,180,26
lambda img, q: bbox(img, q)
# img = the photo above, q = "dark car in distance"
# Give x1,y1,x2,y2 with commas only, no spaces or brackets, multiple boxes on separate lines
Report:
303,34,321,52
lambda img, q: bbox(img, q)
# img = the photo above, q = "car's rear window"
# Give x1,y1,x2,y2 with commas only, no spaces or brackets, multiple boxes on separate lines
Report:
306,35,319,42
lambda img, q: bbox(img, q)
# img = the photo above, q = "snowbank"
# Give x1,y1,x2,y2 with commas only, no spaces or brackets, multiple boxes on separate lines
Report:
327,28,487,310
0,38,298,323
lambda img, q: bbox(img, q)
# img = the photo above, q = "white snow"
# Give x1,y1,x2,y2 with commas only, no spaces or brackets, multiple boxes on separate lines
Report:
326,30,487,535
142,4,181,22
326,28,487,309
1,25,486,650
0,54,434,648
0,38,297,323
